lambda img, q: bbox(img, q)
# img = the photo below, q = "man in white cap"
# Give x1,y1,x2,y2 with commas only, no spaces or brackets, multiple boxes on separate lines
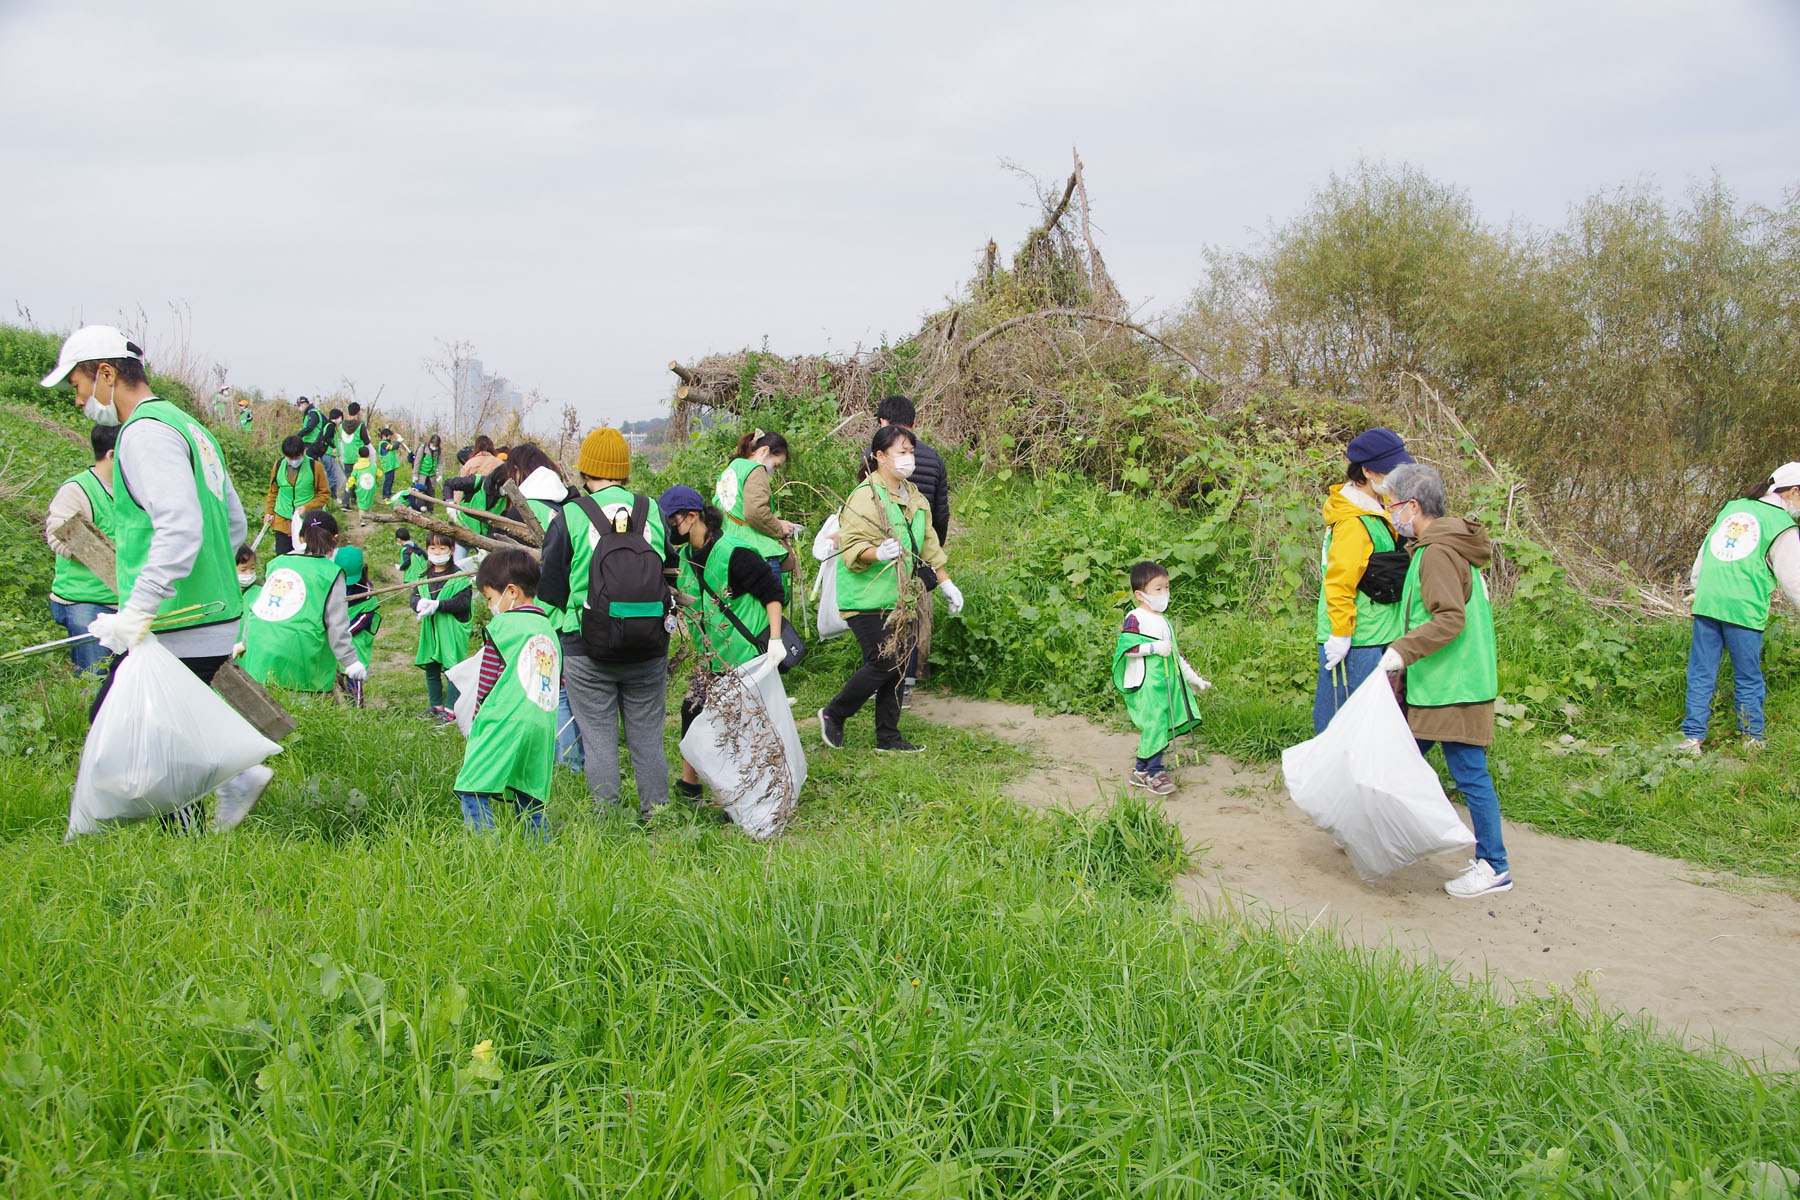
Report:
39,325,274,831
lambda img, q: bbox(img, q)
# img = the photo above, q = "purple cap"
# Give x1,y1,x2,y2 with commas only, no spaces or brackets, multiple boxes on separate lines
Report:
657,485,706,520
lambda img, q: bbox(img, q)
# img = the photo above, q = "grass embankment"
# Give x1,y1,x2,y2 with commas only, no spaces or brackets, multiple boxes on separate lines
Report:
0,325,1796,1194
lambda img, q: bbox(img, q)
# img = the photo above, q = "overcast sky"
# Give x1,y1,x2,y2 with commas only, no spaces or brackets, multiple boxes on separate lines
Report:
4,0,1797,426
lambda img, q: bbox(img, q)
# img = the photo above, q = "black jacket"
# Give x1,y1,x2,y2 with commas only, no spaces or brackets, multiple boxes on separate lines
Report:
910,438,950,545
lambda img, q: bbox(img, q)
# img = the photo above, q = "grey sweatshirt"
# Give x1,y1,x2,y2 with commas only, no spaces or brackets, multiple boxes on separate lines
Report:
115,402,248,658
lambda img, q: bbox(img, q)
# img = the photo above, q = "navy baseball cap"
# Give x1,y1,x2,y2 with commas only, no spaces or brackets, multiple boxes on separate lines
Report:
1345,428,1414,474
657,485,706,519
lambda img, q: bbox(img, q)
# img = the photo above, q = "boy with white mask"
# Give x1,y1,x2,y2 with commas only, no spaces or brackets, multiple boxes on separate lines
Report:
1113,561,1209,796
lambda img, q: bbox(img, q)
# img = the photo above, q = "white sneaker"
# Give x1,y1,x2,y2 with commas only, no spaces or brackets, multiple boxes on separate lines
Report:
213,764,274,832
1445,859,1512,898
1675,737,1703,757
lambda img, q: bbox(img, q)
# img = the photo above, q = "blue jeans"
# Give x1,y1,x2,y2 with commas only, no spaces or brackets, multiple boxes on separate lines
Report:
319,454,342,498
555,685,585,770
1416,739,1508,874
50,599,116,676
1313,643,1388,734
458,790,547,838
1682,616,1764,739
381,469,396,499
1135,749,1165,774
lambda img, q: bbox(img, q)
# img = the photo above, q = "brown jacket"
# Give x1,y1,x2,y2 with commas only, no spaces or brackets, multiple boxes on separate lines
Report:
1390,516,1495,747
262,459,330,536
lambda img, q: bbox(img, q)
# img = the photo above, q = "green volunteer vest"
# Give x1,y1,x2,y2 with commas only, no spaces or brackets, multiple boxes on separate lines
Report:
335,547,381,668
835,480,927,612
1398,548,1498,707
1112,622,1202,758
337,424,366,463
454,607,560,801
1315,514,1406,646
455,474,493,534
418,450,439,477
714,458,786,557
554,486,665,634
523,496,565,625
680,535,770,672
414,571,473,669
241,552,344,692
238,407,252,431
112,399,244,631
378,441,401,471
1692,498,1796,631
353,462,378,509
51,468,118,605
272,460,318,521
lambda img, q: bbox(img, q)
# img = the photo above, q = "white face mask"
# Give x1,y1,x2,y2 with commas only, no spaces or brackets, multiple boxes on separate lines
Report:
84,375,120,426
237,571,257,587
285,456,305,470
889,452,916,480
1364,472,1387,498
428,550,452,566
1137,590,1170,613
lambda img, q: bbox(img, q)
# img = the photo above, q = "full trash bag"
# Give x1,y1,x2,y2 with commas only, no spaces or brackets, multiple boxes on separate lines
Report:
67,635,281,838
1280,671,1475,883
679,656,807,840
811,516,849,640
447,652,482,737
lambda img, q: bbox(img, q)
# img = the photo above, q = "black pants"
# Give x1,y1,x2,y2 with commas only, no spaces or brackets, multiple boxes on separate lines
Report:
824,612,909,747
381,469,396,499
91,651,231,831
273,530,293,556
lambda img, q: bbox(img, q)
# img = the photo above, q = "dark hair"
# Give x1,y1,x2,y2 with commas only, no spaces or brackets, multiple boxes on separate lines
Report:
346,402,361,416
733,429,790,461
473,436,495,455
90,424,119,459
456,447,473,465
297,509,339,557
280,434,305,457
429,434,441,447
426,530,457,551
394,526,414,542
1129,561,1169,593
505,442,562,482
379,427,393,437
1746,473,1800,501
481,460,516,506
877,395,916,427
236,543,257,565
328,408,344,421
75,349,148,388
1346,462,1369,485
858,424,916,480
674,504,725,545
477,548,540,598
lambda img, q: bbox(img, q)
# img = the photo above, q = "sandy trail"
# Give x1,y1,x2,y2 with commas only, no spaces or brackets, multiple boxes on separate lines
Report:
909,691,1800,1071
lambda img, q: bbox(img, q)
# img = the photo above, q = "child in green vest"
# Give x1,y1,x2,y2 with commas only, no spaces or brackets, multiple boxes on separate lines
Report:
377,428,402,499
454,549,561,836
1112,562,1209,796
395,526,425,578
352,449,379,525
412,531,473,722
334,545,381,672
239,511,367,693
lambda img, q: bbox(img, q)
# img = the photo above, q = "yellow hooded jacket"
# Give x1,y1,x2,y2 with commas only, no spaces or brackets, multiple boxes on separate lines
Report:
1316,483,1400,642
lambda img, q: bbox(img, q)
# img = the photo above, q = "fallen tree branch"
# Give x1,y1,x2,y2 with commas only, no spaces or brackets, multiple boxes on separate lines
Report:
404,491,538,540
958,307,1217,382
365,507,525,556
364,568,478,598
501,481,546,544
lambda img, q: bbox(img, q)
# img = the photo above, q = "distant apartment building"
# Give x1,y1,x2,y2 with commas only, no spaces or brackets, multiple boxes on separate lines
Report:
453,356,525,432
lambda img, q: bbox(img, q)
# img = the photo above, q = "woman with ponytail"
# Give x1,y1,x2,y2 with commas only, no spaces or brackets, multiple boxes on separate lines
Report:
714,429,802,590
238,509,365,694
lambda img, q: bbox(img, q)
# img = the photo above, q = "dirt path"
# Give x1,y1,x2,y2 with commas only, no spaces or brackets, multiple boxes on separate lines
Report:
909,692,1800,1070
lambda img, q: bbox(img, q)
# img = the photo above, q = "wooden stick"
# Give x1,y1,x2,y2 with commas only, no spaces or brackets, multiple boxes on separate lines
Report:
50,513,119,593
363,569,477,599
669,361,698,386
676,383,718,406
363,508,524,555
211,661,299,741
501,480,546,544
405,490,537,539
958,307,1217,382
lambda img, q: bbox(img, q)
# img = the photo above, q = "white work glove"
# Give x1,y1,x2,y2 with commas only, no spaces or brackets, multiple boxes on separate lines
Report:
1379,647,1406,676
1181,660,1212,691
1322,634,1353,670
232,641,246,659
1144,638,1173,657
785,521,805,539
89,606,156,654
344,661,368,682
874,538,904,562
416,597,440,619
763,639,787,672
939,579,964,616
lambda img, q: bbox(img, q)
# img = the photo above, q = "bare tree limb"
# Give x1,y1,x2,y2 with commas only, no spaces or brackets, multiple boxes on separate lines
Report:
669,361,698,386
365,507,523,555
958,307,1217,382
1044,171,1078,232
501,480,546,544
405,491,538,540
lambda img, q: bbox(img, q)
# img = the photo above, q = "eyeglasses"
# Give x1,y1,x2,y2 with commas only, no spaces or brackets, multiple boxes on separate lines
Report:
1385,499,1413,514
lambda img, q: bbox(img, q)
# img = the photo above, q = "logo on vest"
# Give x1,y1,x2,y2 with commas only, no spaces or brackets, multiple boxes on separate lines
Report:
1710,511,1762,563
714,469,740,511
517,634,559,712
358,473,375,489
253,568,308,621
188,422,227,500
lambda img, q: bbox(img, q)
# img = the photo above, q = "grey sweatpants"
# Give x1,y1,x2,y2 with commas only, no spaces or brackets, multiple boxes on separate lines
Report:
563,653,670,817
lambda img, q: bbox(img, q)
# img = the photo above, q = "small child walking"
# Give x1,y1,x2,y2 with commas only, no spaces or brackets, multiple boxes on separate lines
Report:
377,428,402,500
352,449,379,524
1112,561,1209,796
412,531,473,722
453,549,561,836
334,545,381,674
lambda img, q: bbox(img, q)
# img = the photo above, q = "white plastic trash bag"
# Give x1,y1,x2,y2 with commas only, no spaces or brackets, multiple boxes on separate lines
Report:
679,656,807,839
812,515,849,640
447,652,482,737
1280,672,1475,883
67,636,281,838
